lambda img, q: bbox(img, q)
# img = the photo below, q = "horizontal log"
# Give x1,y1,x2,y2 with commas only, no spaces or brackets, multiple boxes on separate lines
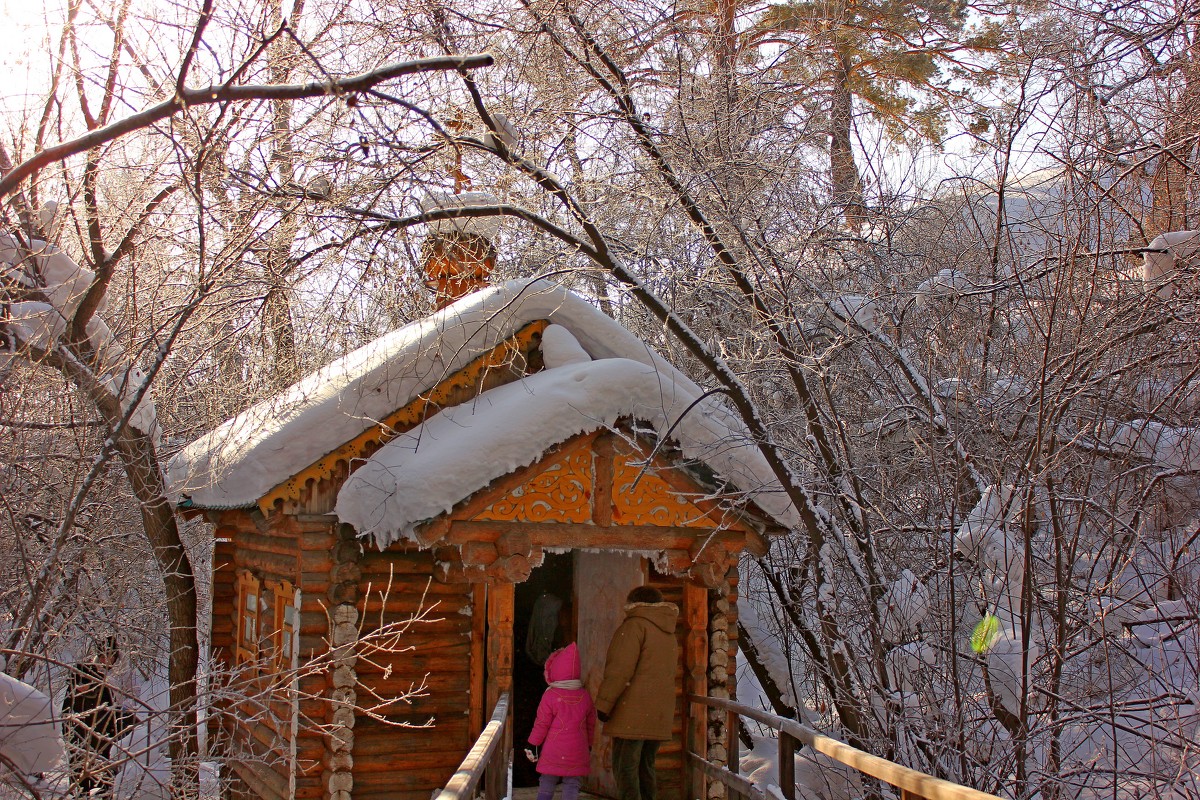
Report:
351,770,457,793
297,638,332,659
357,614,473,635
355,671,470,696
358,586,474,609
300,550,336,571
352,733,470,763
358,570,469,589
235,528,302,554
293,782,325,800
235,550,299,581
352,690,475,718
351,763,460,789
346,751,465,776
297,697,331,720
356,615,473,639
355,713,469,736
300,534,337,553
299,572,332,589
355,631,473,651
355,653,472,678
359,551,436,571
448,520,747,554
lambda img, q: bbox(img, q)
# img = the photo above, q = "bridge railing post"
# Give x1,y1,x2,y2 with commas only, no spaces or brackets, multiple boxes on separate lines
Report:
728,709,739,777
778,730,797,800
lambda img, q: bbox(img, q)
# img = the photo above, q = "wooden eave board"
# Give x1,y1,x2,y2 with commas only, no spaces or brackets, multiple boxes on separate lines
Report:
254,321,547,514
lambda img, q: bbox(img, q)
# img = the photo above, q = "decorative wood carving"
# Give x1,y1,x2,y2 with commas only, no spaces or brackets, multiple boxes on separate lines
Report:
268,579,299,674
474,447,594,523
611,452,720,528
235,570,261,666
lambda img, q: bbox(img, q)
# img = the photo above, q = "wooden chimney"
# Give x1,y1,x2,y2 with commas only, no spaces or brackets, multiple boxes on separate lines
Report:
419,192,499,309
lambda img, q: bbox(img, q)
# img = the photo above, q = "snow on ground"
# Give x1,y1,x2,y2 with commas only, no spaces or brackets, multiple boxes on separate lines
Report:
337,323,795,547
171,279,799,531
735,646,857,800
111,672,172,800
0,669,61,775
740,732,859,800
1143,230,1200,300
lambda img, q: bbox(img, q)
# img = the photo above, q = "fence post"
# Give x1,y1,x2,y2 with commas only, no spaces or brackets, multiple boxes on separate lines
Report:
778,730,797,800
728,709,739,776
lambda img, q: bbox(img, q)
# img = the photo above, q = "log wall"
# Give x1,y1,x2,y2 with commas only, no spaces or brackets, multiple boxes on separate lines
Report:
350,543,476,800
208,510,336,800
704,564,739,800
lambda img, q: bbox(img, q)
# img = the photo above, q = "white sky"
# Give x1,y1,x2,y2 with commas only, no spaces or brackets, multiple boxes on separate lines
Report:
0,0,66,121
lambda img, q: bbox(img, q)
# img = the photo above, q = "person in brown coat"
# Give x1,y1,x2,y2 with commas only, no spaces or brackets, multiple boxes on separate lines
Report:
595,586,679,800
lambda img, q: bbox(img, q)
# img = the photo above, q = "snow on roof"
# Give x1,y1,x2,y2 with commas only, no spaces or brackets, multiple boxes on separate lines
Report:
336,346,798,548
167,279,799,534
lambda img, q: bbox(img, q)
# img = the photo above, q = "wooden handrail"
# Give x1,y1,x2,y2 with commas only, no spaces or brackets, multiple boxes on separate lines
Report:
689,694,1003,800
436,692,511,800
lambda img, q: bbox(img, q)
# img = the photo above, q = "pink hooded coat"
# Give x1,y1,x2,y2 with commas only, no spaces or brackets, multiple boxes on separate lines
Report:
527,643,596,776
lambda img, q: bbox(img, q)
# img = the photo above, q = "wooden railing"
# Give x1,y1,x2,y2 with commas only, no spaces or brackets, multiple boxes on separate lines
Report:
689,695,1003,800
435,692,512,800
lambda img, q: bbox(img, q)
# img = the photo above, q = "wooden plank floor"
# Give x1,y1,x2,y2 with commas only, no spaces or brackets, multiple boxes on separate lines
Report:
511,786,607,800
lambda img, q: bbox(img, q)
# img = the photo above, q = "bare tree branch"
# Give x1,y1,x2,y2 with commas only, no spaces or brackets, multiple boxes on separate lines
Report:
0,54,494,198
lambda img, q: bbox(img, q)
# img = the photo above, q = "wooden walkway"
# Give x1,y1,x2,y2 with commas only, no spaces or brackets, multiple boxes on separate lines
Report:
511,788,606,800
437,692,1005,800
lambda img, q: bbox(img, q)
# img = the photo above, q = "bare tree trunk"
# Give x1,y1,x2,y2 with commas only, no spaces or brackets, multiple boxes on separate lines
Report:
1149,25,1199,235
114,429,200,794
262,0,304,388
43,342,200,794
830,53,866,228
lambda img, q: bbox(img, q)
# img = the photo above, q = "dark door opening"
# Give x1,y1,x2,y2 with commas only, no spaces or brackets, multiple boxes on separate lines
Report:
512,551,575,788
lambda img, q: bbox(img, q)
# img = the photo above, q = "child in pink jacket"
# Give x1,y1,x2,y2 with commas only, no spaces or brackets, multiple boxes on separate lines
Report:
527,642,596,800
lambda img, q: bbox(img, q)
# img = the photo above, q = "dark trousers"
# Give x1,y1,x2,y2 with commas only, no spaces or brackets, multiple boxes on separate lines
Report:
612,738,660,800
536,773,582,800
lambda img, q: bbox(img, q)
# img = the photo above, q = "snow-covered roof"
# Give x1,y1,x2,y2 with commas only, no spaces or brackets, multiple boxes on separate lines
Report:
168,279,799,536
337,346,796,548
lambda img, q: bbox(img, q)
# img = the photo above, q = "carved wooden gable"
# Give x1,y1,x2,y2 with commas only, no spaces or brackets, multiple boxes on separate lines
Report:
468,433,729,530
417,428,769,587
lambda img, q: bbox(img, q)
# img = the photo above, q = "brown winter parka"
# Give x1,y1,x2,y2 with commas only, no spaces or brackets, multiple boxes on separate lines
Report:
594,601,680,741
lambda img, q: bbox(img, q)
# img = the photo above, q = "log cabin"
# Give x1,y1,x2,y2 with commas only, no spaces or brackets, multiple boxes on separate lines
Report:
167,198,798,800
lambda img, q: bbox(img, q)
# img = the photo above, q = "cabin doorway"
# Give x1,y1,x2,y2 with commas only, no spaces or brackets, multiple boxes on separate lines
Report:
575,552,644,798
509,550,644,795
513,551,575,787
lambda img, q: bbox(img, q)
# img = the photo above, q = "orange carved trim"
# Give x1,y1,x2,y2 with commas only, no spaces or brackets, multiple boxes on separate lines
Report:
611,450,720,528
474,446,595,524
